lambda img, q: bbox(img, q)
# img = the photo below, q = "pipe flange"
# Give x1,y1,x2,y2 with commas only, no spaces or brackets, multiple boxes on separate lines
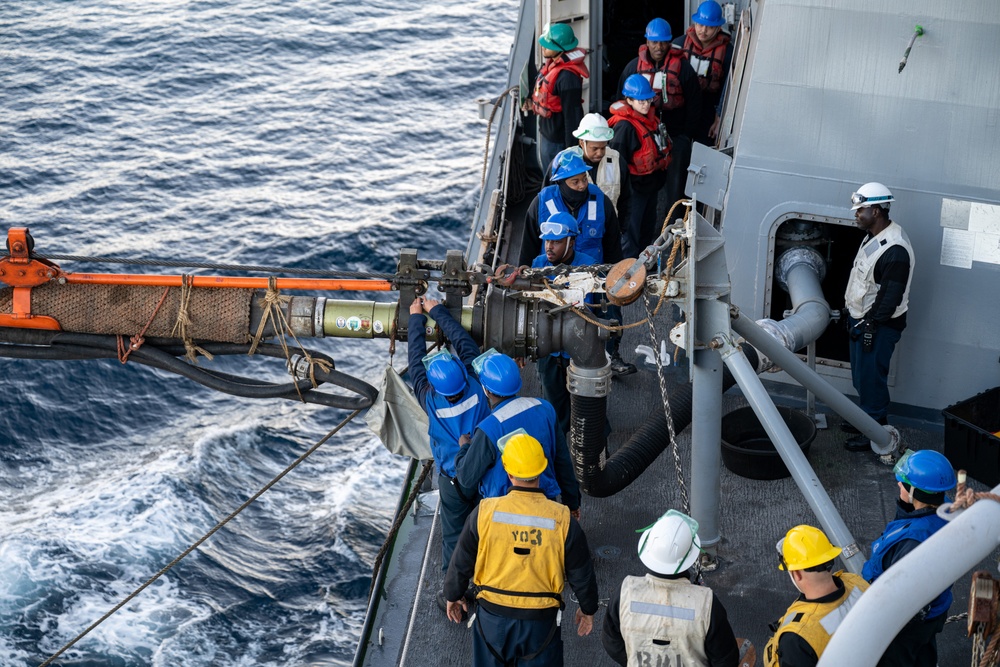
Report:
775,246,827,293
872,425,900,457
567,360,612,398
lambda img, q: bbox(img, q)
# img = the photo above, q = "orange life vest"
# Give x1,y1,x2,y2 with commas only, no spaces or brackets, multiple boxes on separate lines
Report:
636,45,686,111
681,27,730,94
530,49,589,118
608,101,671,176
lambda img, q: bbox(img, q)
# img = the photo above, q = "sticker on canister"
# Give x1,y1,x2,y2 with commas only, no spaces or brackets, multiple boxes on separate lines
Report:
347,316,362,331
373,320,384,334
336,317,347,329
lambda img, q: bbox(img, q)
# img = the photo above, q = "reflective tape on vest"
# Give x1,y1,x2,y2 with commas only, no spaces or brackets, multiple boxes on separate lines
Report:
629,601,697,621
491,397,540,423
434,393,482,419
492,510,557,531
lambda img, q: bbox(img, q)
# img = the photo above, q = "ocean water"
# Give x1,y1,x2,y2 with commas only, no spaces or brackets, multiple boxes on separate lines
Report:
0,0,516,664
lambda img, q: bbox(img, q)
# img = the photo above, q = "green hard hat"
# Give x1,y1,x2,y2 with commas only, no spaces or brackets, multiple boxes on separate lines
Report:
539,23,578,52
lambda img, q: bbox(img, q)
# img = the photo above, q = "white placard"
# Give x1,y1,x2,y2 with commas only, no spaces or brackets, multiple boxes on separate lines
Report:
969,202,1000,235
940,228,975,269
940,198,971,230
973,232,1000,265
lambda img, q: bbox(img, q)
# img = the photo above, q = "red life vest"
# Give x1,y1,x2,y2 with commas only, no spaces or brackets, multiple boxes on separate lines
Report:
608,101,671,176
530,49,589,119
681,27,730,94
636,45,686,111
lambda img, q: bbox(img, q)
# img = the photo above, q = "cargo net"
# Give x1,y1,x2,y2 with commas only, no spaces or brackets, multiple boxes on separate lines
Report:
0,283,252,344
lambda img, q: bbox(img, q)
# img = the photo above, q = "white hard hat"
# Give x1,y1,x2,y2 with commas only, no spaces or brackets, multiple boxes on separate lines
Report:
850,182,894,210
637,510,701,575
573,113,614,142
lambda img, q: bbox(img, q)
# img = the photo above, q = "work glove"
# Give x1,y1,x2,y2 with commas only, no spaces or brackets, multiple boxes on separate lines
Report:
861,319,877,352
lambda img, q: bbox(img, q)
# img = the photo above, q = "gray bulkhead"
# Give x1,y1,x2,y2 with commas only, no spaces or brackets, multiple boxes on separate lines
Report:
716,0,1000,411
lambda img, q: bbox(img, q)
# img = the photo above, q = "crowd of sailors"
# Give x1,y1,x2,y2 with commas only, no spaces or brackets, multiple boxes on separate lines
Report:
398,4,934,665
408,288,952,666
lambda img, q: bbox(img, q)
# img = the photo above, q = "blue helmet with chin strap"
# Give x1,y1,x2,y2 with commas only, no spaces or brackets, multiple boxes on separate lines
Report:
539,212,580,240
426,354,468,397
645,18,672,42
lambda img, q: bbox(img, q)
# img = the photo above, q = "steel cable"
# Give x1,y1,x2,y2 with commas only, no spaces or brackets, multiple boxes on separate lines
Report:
37,408,362,667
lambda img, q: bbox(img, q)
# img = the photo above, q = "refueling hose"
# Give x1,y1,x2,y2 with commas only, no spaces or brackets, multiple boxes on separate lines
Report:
570,345,759,497
0,329,377,410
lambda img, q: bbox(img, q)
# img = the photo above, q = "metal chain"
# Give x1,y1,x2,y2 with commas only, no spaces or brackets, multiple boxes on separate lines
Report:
643,288,689,515
37,409,362,667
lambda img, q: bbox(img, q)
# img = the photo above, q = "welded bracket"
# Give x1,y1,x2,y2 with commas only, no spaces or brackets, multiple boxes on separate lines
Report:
438,249,472,322
393,249,429,341
0,228,63,330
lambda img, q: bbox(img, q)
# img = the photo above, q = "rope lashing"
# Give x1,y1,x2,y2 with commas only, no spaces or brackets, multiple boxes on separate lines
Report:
171,274,214,363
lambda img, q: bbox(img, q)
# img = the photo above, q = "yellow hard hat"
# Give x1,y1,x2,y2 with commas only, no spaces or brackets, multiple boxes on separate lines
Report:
500,433,548,479
777,525,842,571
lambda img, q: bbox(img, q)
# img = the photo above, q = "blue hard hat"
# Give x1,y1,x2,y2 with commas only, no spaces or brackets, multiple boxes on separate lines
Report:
478,353,522,397
551,149,592,182
426,354,468,397
622,73,656,101
540,212,580,240
895,450,956,493
692,1,726,27
645,18,673,42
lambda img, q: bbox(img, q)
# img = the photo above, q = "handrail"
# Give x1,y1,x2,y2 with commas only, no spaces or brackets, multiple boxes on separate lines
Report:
352,456,420,667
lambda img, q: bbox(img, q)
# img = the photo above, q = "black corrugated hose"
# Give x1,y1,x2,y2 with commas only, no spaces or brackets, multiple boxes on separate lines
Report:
570,346,759,497
0,329,377,410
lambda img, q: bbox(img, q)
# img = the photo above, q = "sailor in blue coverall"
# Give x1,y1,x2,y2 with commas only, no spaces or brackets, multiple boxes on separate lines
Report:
531,211,598,436
407,297,491,572
862,449,956,666
455,350,582,520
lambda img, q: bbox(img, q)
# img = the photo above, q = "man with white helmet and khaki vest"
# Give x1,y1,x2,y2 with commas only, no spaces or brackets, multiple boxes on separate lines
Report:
543,114,632,223
764,525,870,667
842,182,914,451
444,433,599,666
601,510,740,666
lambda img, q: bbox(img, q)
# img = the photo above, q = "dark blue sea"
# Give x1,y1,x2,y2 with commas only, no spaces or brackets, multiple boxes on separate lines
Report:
0,1,516,663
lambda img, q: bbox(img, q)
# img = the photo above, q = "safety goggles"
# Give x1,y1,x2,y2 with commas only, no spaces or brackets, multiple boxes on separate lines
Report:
893,448,917,485
578,128,613,142
851,192,892,207
421,348,454,371
636,509,701,575
471,347,500,376
497,427,530,454
539,221,574,238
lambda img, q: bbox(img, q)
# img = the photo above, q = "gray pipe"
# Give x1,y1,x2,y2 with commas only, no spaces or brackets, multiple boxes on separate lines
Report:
756,247,830,356
717,339,864,574
818,486,1000,666
731,310,894,453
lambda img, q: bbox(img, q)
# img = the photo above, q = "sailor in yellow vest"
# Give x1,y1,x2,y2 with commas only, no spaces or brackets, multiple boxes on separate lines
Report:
764,525,870,667
601,509,740,666
443,433,599,666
